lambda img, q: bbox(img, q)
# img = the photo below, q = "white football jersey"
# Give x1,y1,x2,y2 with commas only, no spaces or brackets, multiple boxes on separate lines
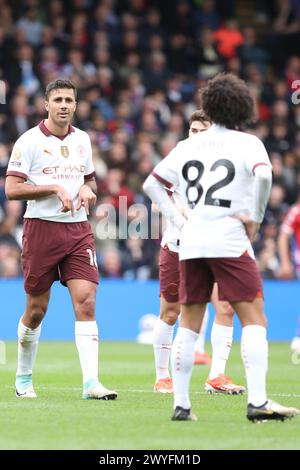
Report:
6,121,95,222
160,190,184,253
152,124,272,260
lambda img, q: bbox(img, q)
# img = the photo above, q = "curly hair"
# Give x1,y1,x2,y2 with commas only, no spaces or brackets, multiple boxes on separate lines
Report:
200,73,256,129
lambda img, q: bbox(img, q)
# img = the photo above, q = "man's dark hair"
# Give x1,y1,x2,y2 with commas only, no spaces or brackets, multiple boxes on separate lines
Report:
200,73,256,129
45,79,77,101
189,109,211,126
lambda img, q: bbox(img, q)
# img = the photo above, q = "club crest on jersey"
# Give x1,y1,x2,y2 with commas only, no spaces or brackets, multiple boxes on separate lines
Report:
60,146,69,158
77,145,86,158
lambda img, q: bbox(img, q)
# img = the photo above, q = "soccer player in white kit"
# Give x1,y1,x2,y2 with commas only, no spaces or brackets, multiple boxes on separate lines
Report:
5,79,117,401
144,73,299,422
153,110,245,396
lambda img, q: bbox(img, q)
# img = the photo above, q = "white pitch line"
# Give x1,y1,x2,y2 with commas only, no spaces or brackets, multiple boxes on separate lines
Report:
2,384,300,399
119,390,300,399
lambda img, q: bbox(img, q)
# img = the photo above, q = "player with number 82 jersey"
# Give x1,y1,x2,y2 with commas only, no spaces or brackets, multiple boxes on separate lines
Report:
152,123,272,260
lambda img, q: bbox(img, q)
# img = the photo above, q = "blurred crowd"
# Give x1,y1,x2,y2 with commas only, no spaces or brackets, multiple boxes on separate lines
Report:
1,0,300,280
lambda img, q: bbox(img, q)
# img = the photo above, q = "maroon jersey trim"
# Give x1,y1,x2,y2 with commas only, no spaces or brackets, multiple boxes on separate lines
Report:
84,172,96,182
6,170,27,180
252,162,271,175
38,120,75,140
151,171,173,189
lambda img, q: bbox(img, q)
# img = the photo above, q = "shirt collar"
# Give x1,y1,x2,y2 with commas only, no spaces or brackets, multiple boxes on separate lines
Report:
38,120,75,140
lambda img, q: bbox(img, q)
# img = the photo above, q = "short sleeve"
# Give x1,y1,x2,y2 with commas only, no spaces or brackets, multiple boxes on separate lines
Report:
6,136,33,180
151,143,182,189
245,137,272,175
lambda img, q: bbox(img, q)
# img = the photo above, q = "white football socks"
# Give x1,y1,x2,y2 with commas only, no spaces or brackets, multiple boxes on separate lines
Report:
241,325,268,406
209,323,233,379
194,307,209,354
153,318,174,381
171,327,198,409
75,321,99,385
16,319,41,376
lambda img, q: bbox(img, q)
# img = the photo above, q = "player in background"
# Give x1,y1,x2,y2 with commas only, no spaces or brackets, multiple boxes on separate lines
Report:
144,73,299,422
5,79,117,401
277,194,300,353
278,192,300,280
153,110,245,395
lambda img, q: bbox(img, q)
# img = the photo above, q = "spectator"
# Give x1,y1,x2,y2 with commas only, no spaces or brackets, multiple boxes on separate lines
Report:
16,6,44,46
214,18,244,61
2,0,300,280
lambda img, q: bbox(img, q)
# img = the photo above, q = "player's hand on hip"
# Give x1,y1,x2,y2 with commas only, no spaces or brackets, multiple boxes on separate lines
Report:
76,185,97,215
232,213,260,243
55,186,75,216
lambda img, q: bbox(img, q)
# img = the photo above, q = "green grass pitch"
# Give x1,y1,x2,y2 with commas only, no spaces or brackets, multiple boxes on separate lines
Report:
1,341,300,450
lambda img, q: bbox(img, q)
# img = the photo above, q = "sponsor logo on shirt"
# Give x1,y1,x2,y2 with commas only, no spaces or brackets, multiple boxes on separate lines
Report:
42,164,85,180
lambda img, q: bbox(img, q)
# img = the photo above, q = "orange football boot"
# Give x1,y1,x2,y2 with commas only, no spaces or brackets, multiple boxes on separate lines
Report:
205,374,245,395
194,351,212,365
154,377,173,394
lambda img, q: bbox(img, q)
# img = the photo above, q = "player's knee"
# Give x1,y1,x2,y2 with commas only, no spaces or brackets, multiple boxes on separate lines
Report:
75,293,95,320
223,302,234,316
26,301,48,326
160,307,179,325
215,302,234,322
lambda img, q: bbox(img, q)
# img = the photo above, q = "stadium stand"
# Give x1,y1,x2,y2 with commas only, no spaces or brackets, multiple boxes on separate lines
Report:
1,0,300,281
